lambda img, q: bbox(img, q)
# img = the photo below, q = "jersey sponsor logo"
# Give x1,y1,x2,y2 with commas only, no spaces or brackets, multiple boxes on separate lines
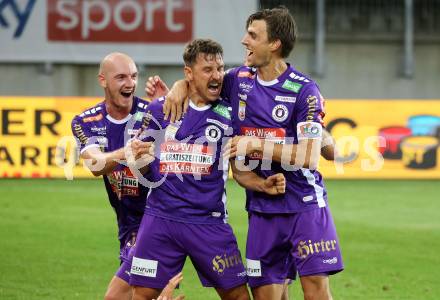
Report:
238,82,253,93
212,104,231,120
246,259,261,277
241,127,286,159
212,253,243,275
159,142,214,175
82,113,103,123
205,125,221,142
142,110,153,130
108,167,139,199
297,122,323,140
282,80,302,93
323,257,338,264
90,126,106,134
241,127,286,144
206,118,229,131
274,95,296,103
272,104,289,122
131,257,158,277
127,129,139,136
72,123,88,145
297,239,338,259
134,111,144,121
289,72,311,83
164,123,180,141
306,95,318,122
238,100,246,121
238,71,255,79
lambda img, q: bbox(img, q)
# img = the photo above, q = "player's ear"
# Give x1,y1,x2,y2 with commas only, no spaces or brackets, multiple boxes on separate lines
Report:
270,39,282,53
98,73,107,88
184,65,193,81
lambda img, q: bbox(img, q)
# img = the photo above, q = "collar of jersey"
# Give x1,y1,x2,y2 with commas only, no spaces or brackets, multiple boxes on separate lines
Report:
256,74,279,86
189,99,212,111
106,113,132,124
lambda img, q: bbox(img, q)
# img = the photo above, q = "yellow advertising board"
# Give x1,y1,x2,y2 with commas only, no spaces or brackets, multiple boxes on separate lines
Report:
0,97,100,178
1,97,440,179
320,100,440,178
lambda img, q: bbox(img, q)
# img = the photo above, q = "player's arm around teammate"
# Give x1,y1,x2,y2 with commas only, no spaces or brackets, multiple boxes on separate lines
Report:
81,138,154,176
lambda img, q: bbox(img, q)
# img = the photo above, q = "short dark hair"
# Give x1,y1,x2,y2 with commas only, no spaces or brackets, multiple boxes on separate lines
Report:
183,39,223,66
246,6,297,58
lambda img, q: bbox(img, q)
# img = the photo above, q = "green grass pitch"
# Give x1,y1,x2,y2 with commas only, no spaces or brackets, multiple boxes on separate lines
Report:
0,179,439,299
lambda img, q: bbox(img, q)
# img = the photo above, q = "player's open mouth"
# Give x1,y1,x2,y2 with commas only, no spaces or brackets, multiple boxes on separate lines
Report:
208,82,221,95
246,49,254,58
120,91,133,98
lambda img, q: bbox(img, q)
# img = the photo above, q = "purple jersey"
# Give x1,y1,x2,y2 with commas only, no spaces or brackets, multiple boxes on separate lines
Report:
71,96,151,246
222,65,327,213
141,97,233,224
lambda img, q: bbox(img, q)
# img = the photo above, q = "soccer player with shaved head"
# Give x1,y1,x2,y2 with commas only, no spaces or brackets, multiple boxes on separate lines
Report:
71,52,155,300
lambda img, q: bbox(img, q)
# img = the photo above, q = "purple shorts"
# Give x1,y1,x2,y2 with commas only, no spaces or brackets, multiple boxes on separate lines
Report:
246,206,344,288
115,231,137,283
129,215,247,289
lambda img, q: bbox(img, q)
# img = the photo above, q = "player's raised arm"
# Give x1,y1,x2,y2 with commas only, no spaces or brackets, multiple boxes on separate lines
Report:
231,160,286,195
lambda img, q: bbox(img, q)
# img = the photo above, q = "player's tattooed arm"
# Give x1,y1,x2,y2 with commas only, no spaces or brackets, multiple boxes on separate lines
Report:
231,160,286,195
145,76,189,123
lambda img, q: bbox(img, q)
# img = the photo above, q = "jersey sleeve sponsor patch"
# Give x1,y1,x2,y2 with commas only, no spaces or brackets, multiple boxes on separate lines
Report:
297,122,323,140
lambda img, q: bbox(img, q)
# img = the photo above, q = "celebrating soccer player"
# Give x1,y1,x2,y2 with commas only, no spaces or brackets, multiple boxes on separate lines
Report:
146,6,344,300
71,52,155,300
126,39,286,300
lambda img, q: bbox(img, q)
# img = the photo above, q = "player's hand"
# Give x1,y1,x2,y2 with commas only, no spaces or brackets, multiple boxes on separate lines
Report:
262,173,286,195
153,272,185,300
145,75,170,100
125,139,155,168
223,136,262,160
163,80,189,123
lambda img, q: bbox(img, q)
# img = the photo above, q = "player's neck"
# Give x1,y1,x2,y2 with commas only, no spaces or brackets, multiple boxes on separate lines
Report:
189,94,210,108
257,59,287,82
105,100,132,120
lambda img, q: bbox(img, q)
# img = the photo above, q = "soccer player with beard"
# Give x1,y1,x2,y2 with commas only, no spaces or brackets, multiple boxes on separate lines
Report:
71,52,154,300
145,7,343,300
127,39,286,300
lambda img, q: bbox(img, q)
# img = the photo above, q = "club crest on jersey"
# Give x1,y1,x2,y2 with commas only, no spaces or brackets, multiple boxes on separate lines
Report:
272,104,289,122
205,125,222,142
238,100,246,121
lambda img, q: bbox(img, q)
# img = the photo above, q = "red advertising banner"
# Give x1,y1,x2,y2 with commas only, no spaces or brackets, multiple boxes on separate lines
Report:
47,0,193,43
